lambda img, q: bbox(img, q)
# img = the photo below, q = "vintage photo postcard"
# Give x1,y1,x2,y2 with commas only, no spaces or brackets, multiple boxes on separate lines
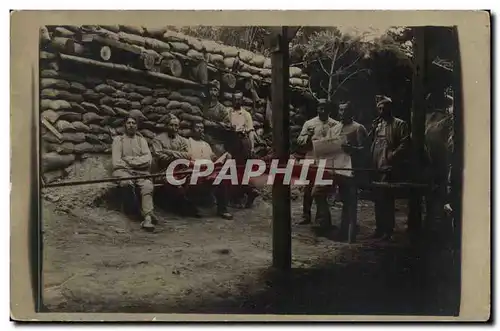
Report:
10,10,491,322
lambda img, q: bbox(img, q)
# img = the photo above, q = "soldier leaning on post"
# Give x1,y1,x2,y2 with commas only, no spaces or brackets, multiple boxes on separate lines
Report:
369,96,410,241
296,98,340,226
111,115,156,231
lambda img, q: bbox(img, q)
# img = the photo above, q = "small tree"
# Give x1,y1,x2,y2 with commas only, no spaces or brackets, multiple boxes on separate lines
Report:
301,29,371,102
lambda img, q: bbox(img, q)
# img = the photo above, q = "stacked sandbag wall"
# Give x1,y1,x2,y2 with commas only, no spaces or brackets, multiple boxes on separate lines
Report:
39,25,311,182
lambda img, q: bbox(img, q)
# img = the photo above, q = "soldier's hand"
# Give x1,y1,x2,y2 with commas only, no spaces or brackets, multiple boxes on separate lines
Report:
341,143,354,154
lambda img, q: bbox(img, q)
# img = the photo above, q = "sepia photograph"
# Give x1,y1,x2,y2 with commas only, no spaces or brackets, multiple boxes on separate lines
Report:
9,10,491,322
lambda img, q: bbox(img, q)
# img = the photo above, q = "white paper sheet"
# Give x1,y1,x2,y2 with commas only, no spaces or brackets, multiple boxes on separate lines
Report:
312,132,353,177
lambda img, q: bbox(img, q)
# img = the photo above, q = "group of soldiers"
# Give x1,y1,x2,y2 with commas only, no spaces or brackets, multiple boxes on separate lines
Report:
293,96,410,242
111,79,259,232
112,76,453,241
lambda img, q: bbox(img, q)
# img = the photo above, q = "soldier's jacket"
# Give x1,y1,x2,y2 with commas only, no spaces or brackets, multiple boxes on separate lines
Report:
111,133,152,173
204,101,231,125
151,132,191,171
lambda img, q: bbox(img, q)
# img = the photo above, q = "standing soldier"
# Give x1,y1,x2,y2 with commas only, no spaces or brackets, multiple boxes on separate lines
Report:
226,91,259,208
111,115,156,231
370,96,410,241
336,101,368,240
296,98,340,226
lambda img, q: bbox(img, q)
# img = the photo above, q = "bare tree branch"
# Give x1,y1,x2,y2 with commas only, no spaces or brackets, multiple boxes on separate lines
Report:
334,53,363,76
331,68,369,97
319,80,329,94
308,79,320,101
317,58,330,77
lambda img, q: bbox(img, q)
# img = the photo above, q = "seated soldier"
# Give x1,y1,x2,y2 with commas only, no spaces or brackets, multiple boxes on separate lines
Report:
151,114,199,217
186,121,233,220
111,115,156,231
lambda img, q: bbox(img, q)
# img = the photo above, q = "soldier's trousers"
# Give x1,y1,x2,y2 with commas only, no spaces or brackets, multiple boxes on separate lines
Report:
113,169,154,218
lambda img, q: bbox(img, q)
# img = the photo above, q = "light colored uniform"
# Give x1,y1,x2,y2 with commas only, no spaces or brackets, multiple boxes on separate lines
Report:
229,107,254,132
151,133,191,171
111,134,154,217
188,137,214,160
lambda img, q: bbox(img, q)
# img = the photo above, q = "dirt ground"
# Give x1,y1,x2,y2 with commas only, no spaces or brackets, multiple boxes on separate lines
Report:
41,156,460,315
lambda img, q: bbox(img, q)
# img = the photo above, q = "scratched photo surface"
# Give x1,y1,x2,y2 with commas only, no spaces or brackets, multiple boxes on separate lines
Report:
40,25,461,315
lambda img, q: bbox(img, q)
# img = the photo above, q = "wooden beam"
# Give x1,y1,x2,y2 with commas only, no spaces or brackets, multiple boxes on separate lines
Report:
271,27,292,270
408,27,428,239
59,53,202,88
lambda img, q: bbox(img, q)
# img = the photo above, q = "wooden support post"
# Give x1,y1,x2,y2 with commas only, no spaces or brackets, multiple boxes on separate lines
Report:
408,27,428,239
271,27,292,270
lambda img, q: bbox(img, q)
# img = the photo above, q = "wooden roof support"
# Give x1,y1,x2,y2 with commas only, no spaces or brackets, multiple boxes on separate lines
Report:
59,53,203,88
269,27,299,271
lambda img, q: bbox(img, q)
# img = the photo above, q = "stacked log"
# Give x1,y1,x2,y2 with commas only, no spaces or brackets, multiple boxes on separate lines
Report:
39,25,311,178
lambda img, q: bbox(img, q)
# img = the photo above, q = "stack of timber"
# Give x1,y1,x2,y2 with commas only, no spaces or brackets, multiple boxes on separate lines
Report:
39,25,311,180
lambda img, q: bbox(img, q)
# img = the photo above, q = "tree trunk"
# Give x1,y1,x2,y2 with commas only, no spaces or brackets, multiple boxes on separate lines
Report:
159,58,183,77
49,37,75,54
191,61,208,84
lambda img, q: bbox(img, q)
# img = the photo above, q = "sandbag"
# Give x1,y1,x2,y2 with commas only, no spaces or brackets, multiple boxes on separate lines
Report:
289,67,302,78
135,86,153,95
185,36,204,52
99,105,116,116
145,37,171,52
130,101,142,109
181,95,202,107
57,111,82,122
72,121,91,132
89,124,109,134
140,129,155,140
263,58,272,69
111,118,126,128
143,26,168,38
114,98,132,109
243,97,253,106
163,30,186,43
83,90,103,101
61,132,86,143
42,152,76,173
202,40,222,54
100,116,113,126
222,101,232,107
190,106,203,116
55,120,76,133
41,78,71,90
260,68,272,77
114,107,129,117
180,113,203,123
69,82,87,93
85,133,101,144
250,54,266,68
179,120,191,129
41,89,83,102
122,83,136,93
169,108,183,117
129,109,147,122
223,57,237,69
46,142,74,155
289,78,303,86
83,112,105,125
119,25,144,35
94,84,116,94
154,106,169,114
70,102,86,113
128,92,144,101
41,69,58,78
118,32,146,46
142,105,155,114
141,96,155,106
112,90,128,98
221,46,239,58
155,89,171,98
115,127,126,135
106,79,124,89
81,102,100,113
207,53,224,65
167,100,182,110
179,102,194,113
73,142,96,154
41,110,59,124
186,49,204,61
170,42,189,53
154,98,169,106
253,113,265,122
146,113,162,121
168,91,183,101
100,96,115,106
41,99,72,111
98,133,112,144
